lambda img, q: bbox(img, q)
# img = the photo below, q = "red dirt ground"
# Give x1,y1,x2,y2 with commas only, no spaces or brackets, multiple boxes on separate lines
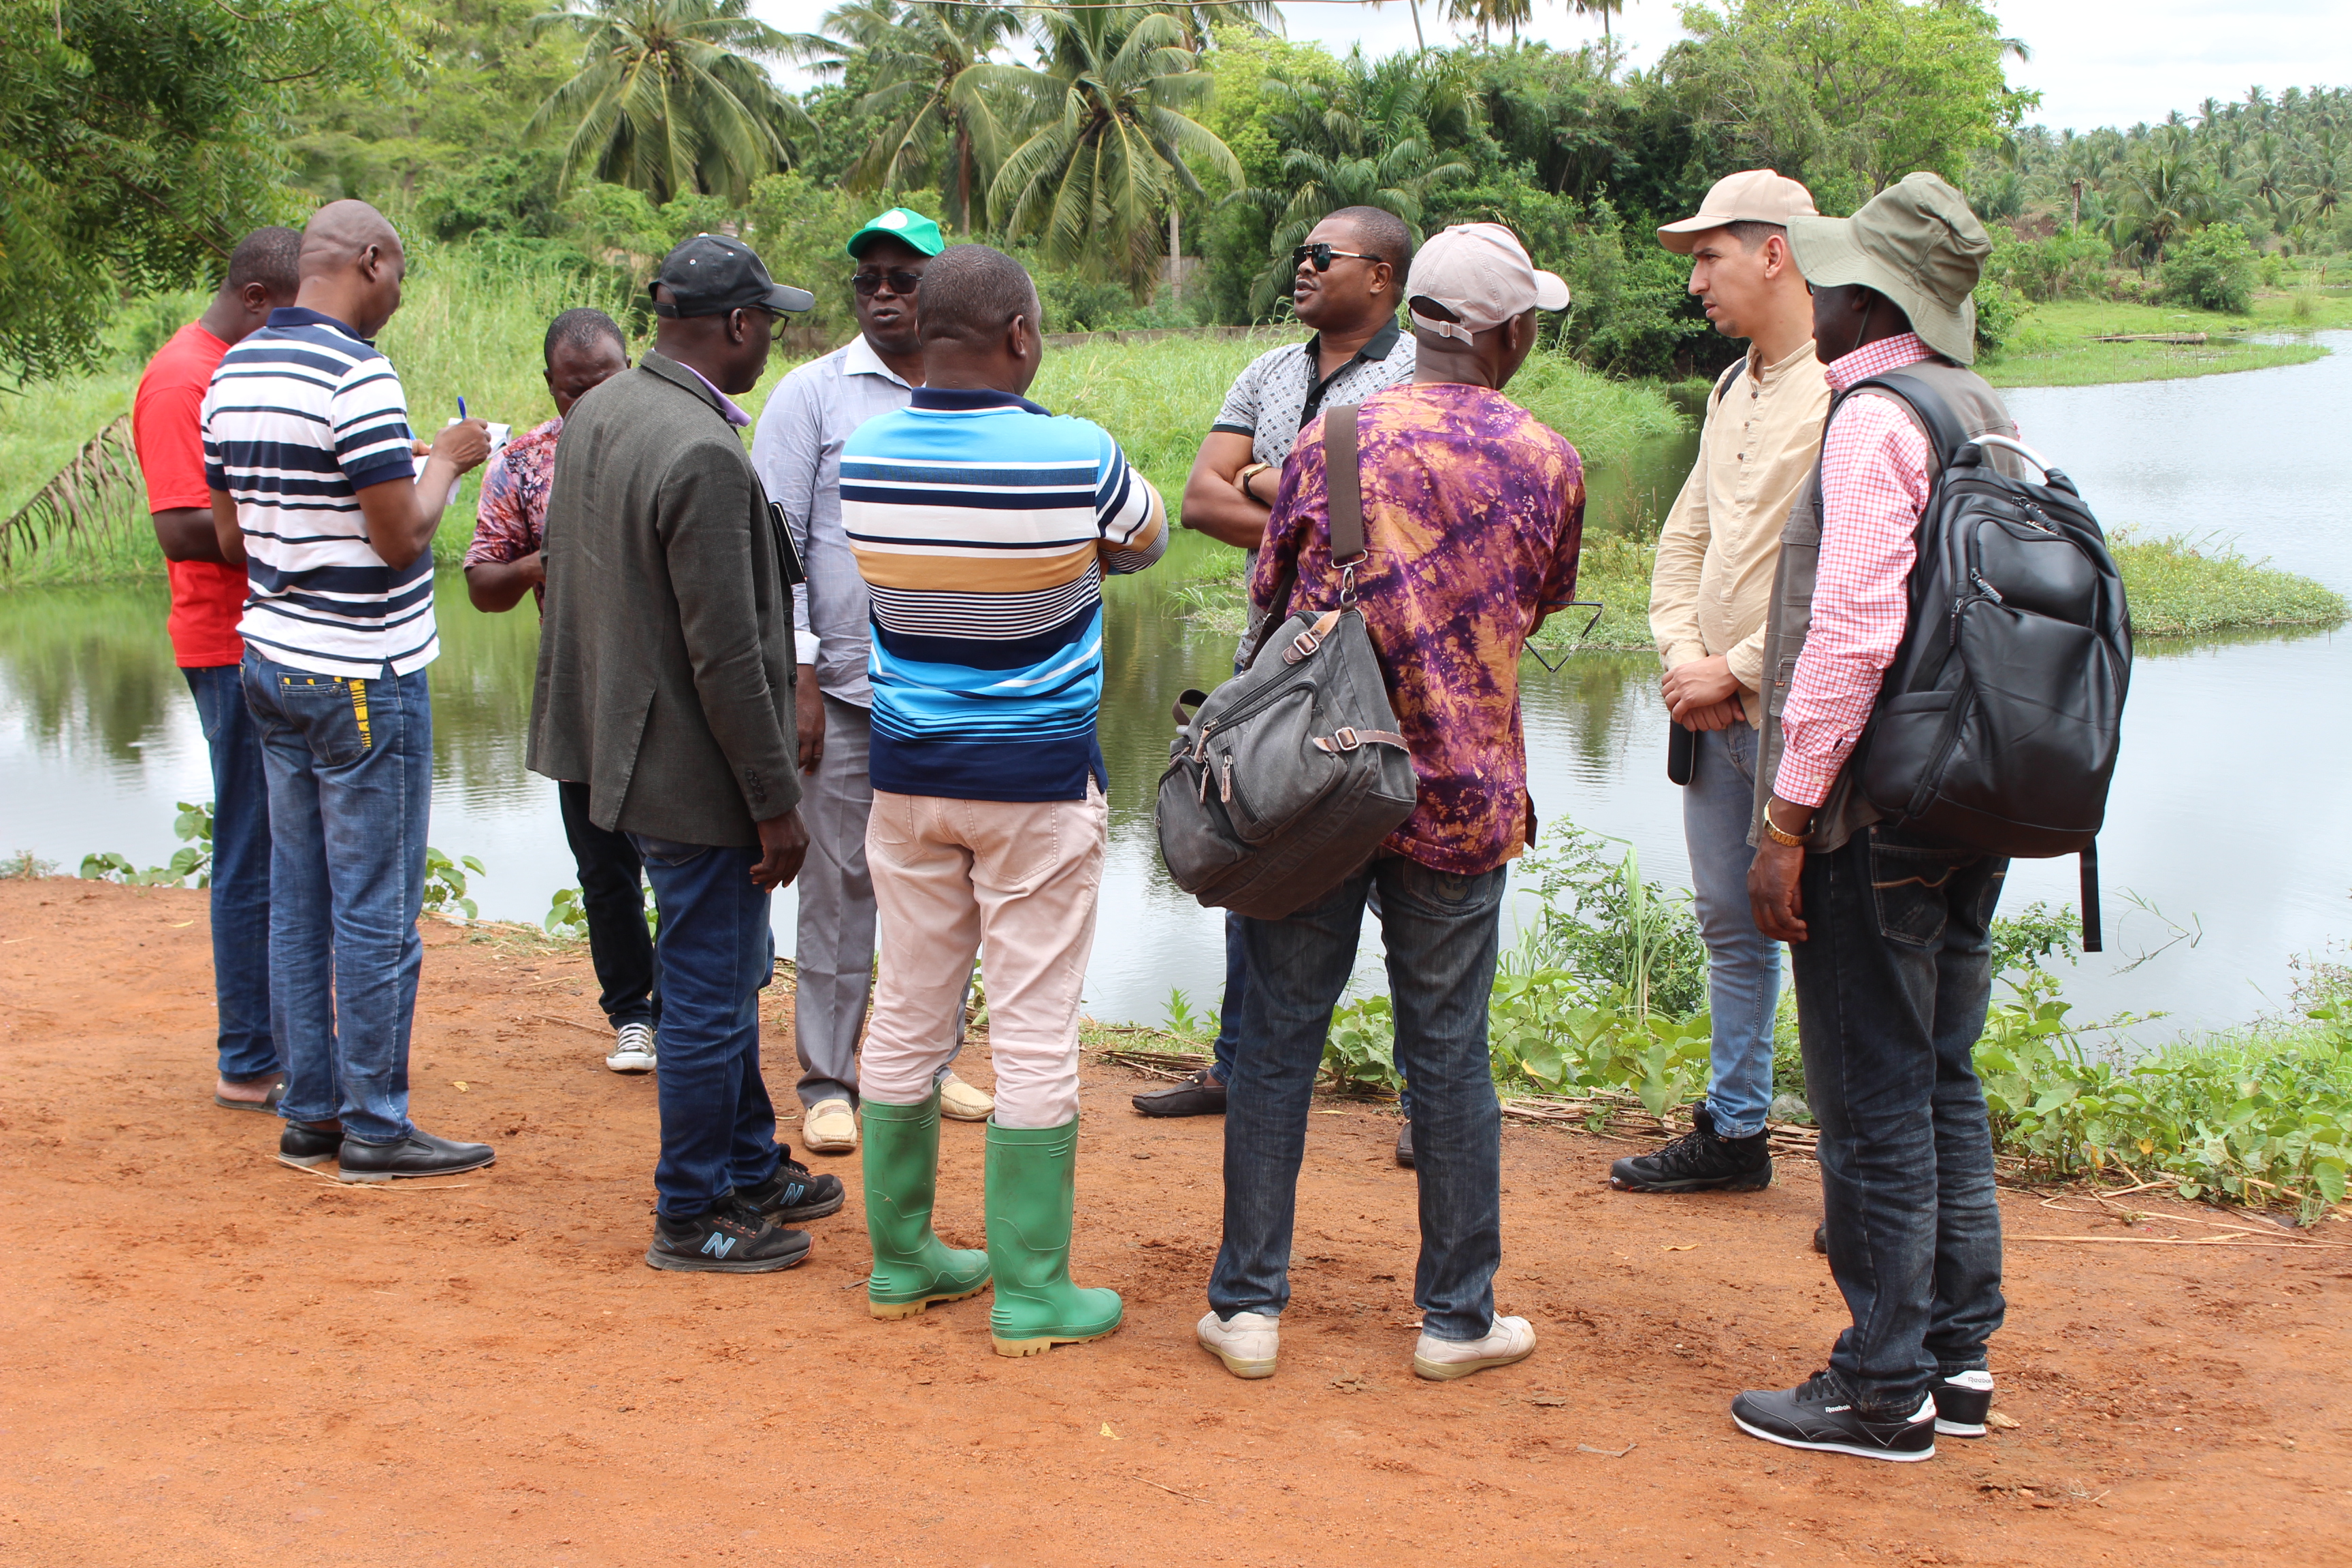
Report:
2,879,2349,1567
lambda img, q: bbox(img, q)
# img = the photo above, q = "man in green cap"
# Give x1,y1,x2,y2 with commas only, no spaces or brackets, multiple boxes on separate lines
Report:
1733,172,2023,1463
753,206,997,1158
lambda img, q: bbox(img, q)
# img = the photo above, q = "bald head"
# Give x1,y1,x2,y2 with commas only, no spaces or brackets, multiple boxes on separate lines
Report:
295,200,408,338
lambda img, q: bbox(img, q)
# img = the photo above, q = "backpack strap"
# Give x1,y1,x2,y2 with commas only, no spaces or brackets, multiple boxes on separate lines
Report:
1711,357,1746,408
1323,403,1366,569
1843,369,1971,472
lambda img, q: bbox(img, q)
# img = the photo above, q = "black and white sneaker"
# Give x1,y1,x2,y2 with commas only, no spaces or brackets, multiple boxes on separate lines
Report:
1610,1103,1772,1192
645,1203,811,1274
1731,1372,1936,1462
1933,1369,1995,1437
734,1156,845,1223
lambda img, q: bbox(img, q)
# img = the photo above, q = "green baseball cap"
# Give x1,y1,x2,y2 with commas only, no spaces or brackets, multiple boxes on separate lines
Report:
846,207,945,259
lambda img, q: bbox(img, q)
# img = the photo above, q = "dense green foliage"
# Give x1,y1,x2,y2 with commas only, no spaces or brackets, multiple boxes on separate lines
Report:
2158,221,2260,312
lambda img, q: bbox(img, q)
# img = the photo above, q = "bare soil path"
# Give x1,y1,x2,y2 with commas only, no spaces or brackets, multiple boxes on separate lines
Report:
1,881,2347,1567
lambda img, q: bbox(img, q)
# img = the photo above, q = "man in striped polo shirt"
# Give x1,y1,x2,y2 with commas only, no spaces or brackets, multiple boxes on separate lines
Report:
203,199,497,1183
838,245,1165,1356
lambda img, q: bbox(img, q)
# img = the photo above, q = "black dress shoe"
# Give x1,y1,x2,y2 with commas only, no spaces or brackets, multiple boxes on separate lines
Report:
735,1156,846,1222
338,1128,495,1183
1132,1066,1226,1117
278,1120,343,1169
1394,1118,1415,1168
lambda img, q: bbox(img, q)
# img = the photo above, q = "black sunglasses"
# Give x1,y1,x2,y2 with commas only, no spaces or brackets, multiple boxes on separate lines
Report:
1290,243,1381,273
851,268,923,297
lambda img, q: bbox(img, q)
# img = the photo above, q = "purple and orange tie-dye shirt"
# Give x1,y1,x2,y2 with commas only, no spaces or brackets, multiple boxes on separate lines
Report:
1250,382,1584,875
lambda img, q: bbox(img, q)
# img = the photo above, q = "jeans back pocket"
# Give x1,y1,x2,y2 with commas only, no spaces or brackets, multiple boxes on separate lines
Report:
275,673,373,768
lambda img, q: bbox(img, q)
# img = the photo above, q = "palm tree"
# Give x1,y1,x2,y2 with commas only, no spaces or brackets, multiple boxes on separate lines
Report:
530,0,810,205
2105,150,2219,265
1448,0,1532,42
794,0,1024,233
977,6,1242,297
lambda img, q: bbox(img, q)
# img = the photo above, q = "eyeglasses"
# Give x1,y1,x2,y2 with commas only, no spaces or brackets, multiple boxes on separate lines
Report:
851,269,923,297
1290,244,1382,273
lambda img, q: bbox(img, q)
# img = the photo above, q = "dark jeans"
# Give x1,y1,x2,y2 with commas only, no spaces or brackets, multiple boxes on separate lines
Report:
184,664,279,1083
242,653,430,1145
557,781,657,1030
629,834,781,1218
1210,857,1506,1341
1213,905,1416,1117
1792,822,2009,1413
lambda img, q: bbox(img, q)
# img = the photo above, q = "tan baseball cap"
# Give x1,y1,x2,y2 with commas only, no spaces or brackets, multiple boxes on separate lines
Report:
1656,169,1820,254
1404,223,1569,344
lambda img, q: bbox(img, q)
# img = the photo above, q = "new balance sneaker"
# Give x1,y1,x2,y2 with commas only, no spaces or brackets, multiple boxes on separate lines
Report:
645,1203,811,1274
277,1120,344,1169
1731,1372,1936,1462
1609,1103,1772,1193
733,1156,846,1223
1933,1369,1995,1437
606,1021,657,1075
1197,1310,1280,1379
1412,1316,1537,1382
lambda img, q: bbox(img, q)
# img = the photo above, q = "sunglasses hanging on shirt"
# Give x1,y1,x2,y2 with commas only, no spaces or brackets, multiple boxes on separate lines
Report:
1289,243,1382,273
851,269,924,297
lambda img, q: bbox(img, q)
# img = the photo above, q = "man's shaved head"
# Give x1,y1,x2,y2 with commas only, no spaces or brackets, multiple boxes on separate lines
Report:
301,199,403,278
915,245,1040,349
295,199,408,338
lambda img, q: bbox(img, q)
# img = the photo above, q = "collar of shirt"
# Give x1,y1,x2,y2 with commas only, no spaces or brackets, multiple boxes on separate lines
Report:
909,386,1052,416
1750,336,1823,387
1298,318,1404,425
265,305,368,342
678,360,752,427
1825,331,1933,394
843,331,915,389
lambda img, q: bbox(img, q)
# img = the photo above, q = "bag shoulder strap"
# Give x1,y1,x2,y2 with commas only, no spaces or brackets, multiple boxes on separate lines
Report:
1711,357,1746,408
1323,403,1365,564
1843,370,1969,472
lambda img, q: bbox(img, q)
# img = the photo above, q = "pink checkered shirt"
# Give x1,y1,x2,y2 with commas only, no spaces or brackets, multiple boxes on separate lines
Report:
1776,333,2015,808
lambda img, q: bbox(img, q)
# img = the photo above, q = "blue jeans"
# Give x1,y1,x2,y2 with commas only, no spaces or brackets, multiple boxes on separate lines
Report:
242,653,431,1145
1684,722,1780,1137
184,664,279,1083
1214,906,1416,1118
1211,857,1507,1341
629,836,781,1218
1793,823,2008,1413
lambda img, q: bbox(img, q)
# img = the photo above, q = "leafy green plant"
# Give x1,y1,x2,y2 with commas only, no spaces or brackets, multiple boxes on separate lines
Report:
423,848,486,922
544,885,590,940
1509,820,1707,1019
76,800,214,887
2158,221,2259,314
1162,987,1219,1042
1,850,56,879
1322,994,1401,1096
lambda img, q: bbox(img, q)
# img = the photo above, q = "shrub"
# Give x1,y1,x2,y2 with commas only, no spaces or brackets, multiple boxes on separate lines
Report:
1972,278,2025,357
2159,223,2258,314
1987,226,2112,303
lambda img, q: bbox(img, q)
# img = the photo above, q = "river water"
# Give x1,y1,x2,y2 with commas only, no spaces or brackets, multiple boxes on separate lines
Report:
5,336,2348,1043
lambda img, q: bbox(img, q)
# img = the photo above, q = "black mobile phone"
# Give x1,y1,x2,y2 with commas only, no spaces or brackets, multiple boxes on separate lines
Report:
768,502,808,587
1667,721,1695,786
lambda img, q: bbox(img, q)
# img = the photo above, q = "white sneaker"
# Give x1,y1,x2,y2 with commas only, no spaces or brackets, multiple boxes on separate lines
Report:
802,1097,859,1154
936,1072,995,1122
1197,1309,1279,1379
605,1021,657,1075
1412,1315,1536,1382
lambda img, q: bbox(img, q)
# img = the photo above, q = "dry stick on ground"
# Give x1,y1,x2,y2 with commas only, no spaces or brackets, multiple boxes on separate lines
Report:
1130,1475,1210,1504
2010,1233,2349,1249
529,1012,612,1036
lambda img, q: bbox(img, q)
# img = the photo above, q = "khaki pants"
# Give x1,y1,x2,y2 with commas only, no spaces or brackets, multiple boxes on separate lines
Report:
860,783,1106,1129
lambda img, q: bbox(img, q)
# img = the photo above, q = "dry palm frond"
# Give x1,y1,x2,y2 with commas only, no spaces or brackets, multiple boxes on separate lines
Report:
1,414,145,574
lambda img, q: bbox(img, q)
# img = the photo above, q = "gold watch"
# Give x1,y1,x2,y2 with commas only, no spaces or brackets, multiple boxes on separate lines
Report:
1237,461,1273,504
1763,803,1810,848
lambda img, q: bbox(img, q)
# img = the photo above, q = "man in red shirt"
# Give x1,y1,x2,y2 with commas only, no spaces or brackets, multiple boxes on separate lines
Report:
131,226,302,1111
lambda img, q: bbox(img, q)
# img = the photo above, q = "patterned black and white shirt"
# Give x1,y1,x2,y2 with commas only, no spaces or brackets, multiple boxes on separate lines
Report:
1210,321,1417,470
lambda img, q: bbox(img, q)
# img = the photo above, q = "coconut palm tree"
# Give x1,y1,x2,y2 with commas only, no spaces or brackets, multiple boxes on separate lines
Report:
2105,149,2219,265
794,0,1024,233
529,0,810,205
977,5,1241,297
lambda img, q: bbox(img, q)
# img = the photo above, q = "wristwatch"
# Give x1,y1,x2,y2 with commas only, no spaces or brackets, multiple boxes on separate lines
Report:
1237,461,1273,505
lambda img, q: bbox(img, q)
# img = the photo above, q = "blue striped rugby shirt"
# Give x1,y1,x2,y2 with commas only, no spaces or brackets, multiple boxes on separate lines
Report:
201,306,429,679
840,387,1167,802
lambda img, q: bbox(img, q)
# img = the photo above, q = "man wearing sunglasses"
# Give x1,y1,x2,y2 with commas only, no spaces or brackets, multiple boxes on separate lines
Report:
1152,207,1419,1146
753,206,996,1162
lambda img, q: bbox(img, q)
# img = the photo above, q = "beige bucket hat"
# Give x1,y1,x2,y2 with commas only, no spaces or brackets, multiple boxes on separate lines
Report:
1786,172,1991,365
1656,169,1819,254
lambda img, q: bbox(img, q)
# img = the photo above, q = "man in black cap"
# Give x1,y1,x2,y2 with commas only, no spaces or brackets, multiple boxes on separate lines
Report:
531,235,847,1273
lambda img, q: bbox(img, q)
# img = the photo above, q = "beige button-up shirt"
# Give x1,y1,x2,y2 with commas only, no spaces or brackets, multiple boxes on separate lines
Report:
1648,338,1831,726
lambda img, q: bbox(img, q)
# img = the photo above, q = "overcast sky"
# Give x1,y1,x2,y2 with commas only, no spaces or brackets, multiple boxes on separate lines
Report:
764,0,2352,135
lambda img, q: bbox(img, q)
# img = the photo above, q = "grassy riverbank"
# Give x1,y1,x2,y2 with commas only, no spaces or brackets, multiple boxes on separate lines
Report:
1982,291,2352,388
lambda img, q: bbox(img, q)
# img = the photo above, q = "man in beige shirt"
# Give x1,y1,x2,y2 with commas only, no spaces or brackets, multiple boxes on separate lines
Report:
1612,171,1831,1196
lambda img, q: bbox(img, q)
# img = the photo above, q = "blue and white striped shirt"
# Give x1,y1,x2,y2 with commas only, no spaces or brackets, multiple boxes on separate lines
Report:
202,307,431,678
840,387,1166,802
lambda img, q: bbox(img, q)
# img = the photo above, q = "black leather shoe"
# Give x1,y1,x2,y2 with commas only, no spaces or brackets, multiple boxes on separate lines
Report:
1394,1118,1415,1169
735,1156,845,1222
278,1120,343,1169
1731,1372,1935,1463
1132,1066,1226,1117
646,1203,811,1274
1812,1222,1829,1255
338,1128,495,1183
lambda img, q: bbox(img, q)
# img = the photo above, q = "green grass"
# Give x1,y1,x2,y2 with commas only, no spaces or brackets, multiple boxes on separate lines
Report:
1982,291,2351,389
2113,532,2348,637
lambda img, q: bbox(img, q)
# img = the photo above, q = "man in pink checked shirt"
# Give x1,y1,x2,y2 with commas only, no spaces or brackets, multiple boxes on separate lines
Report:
1731,174,2023,1465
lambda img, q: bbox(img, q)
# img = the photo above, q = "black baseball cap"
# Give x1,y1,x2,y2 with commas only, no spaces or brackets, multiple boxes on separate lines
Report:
649,234,815,318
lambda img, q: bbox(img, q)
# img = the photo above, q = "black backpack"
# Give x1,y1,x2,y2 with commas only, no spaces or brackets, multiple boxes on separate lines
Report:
1846,371,2132,949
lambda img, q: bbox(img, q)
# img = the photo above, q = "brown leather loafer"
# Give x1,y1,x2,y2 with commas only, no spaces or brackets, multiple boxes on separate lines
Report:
1132,1066,1226,1117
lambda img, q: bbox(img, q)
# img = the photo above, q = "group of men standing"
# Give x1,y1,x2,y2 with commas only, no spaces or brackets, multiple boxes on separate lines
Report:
134,160,2019,1459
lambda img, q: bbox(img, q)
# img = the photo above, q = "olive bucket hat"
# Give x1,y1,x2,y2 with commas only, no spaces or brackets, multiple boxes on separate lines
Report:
1786,172,1991,364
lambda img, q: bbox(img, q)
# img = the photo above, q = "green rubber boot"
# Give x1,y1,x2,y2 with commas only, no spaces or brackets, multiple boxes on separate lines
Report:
983,1116,1124,1357
860,1092,991,1320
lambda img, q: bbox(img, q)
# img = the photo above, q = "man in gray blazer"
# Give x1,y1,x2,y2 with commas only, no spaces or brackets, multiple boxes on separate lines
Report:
531,235,846,1274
